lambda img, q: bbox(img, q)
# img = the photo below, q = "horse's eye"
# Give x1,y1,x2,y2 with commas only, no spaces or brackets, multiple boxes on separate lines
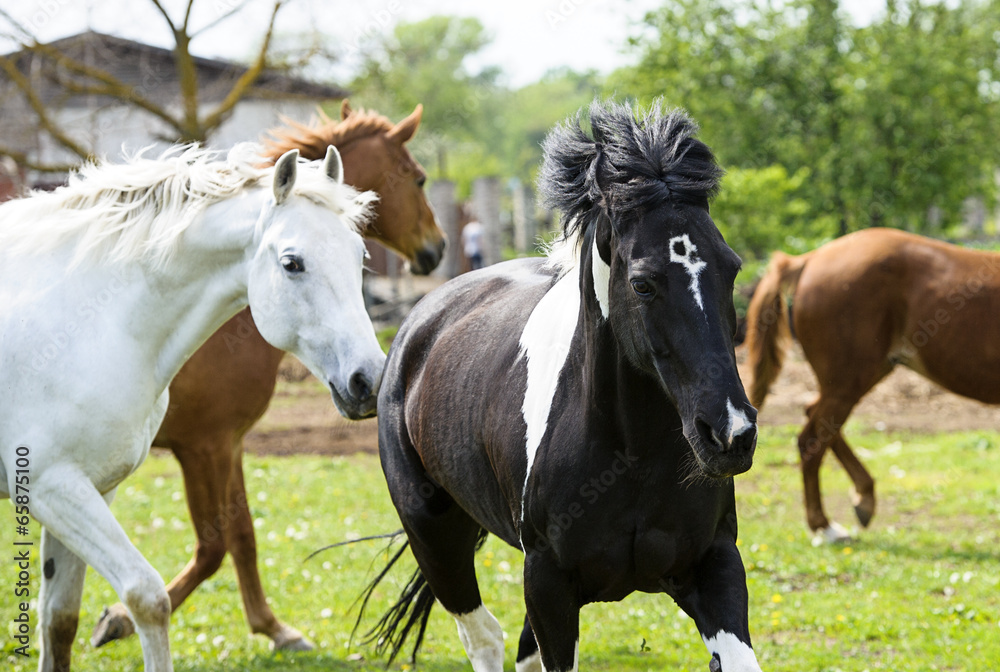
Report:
281,255,305,273
416,175,427,188
631,279,654,297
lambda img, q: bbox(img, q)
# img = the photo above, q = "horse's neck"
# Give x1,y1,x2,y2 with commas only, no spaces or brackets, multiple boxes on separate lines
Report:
339,138,384,191
135,192,265,390
574,255,676,446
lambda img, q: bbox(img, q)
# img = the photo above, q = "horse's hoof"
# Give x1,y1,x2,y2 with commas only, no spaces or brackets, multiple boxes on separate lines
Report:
90,604,136,647
271,625,315,651
709,653,722,672
812,521,853,546
853,491,876,528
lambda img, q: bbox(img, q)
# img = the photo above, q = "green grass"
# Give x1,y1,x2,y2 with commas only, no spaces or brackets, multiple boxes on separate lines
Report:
3,427,999,671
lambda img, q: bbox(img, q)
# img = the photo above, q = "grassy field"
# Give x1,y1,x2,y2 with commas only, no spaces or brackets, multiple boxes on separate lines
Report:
2,426,999,671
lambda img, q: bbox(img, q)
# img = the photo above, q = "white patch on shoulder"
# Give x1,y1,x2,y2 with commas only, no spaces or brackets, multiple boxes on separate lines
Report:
669,233,707,311
518,265,581,504
452,604,505,672
726,399,752,444
702,630,761,672
590,238,610,319
515,650,542,672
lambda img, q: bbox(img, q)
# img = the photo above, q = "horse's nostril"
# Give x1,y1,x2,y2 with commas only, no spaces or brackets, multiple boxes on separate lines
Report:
349,371,373,402
696,417,725,452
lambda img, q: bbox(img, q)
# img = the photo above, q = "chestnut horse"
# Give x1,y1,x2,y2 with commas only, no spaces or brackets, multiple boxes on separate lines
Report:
745,227,1000,543
91,101,445,651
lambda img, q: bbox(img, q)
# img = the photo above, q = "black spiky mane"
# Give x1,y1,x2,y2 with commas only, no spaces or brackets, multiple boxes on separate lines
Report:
538,99,723,238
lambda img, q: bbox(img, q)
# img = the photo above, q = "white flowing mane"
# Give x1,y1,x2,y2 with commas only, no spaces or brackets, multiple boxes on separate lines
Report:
0,143,376,268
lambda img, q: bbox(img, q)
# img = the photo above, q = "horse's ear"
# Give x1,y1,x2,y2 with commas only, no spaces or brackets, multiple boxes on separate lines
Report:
386,104,422,145
340,99,353,120
273,149,299,204
593,211,613,264
323,145,343,184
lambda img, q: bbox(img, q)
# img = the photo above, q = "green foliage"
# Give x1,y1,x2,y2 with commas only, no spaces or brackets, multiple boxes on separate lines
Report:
3,425,999,671
346,16,606,197
348,15,502,182
613,0,1000,246
499,68,606,183
341,3,1000,259
713,165,835,260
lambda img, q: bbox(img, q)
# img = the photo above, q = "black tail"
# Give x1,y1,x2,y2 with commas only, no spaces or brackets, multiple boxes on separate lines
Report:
356,529,490,664
354,538,434,664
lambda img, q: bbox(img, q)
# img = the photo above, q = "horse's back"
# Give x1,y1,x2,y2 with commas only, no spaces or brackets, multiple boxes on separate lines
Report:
794,228,1000,402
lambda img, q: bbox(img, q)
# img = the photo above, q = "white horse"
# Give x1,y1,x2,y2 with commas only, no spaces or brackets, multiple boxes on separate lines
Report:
0,144,385,672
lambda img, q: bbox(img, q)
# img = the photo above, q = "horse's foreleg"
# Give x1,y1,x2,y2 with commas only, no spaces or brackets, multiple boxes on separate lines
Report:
225,446,313,650
523,552,580,672
828,432,876,528
799,397,858,543
34,466,172,672
38,527,87,672
91,434,231,648
389,459,502,671
797,423,831,534
515,614,541,672
675,539,761,672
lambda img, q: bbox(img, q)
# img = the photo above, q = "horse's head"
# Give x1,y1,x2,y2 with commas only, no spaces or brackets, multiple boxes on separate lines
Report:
263,102,446,275
606,205,755,478
342,103,444,275
543,100,757,479
248,148,385,419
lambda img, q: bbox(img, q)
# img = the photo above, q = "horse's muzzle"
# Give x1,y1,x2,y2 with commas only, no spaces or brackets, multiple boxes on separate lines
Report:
409,239,446,276
693,416,757,477
329,371,379,419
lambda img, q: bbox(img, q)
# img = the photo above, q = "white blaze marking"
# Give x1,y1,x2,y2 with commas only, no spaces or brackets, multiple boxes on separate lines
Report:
669,233,707,311
452,605,505,672
518,265,581,504
591,238,610,319
726,399,752,444
702,631,761,672
516,650,542,672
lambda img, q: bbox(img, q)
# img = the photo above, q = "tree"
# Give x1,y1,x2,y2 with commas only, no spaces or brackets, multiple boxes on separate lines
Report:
499,68,604,183
614,0,1000,249
348,15,501,179
0,0,285,172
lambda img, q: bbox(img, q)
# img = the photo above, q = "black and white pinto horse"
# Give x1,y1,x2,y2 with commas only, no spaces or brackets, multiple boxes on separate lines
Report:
367,100,761,672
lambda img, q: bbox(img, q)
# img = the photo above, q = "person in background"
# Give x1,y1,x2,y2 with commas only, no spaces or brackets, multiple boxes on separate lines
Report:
462,219,485,271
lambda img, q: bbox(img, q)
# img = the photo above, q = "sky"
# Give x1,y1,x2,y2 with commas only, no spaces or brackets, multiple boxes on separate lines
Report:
4,0,888,88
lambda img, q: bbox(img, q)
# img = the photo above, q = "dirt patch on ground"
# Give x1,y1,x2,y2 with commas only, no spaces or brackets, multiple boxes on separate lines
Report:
243,346,1000,457
738,344,1000,433
242,357,379,456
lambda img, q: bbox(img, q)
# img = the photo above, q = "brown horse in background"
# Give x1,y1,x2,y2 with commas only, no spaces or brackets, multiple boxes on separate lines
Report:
91,101,445,651
745,227,1000,543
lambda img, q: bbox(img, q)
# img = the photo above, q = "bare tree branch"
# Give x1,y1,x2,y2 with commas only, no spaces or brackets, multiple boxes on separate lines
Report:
0,54,95,161
0,0,292,170
0,145,79,173
22,40,189,137
200,0,283,131
148,0,179,32
181,0,197,31
0,7,34,42
171,31,202,140
190,0,252,38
